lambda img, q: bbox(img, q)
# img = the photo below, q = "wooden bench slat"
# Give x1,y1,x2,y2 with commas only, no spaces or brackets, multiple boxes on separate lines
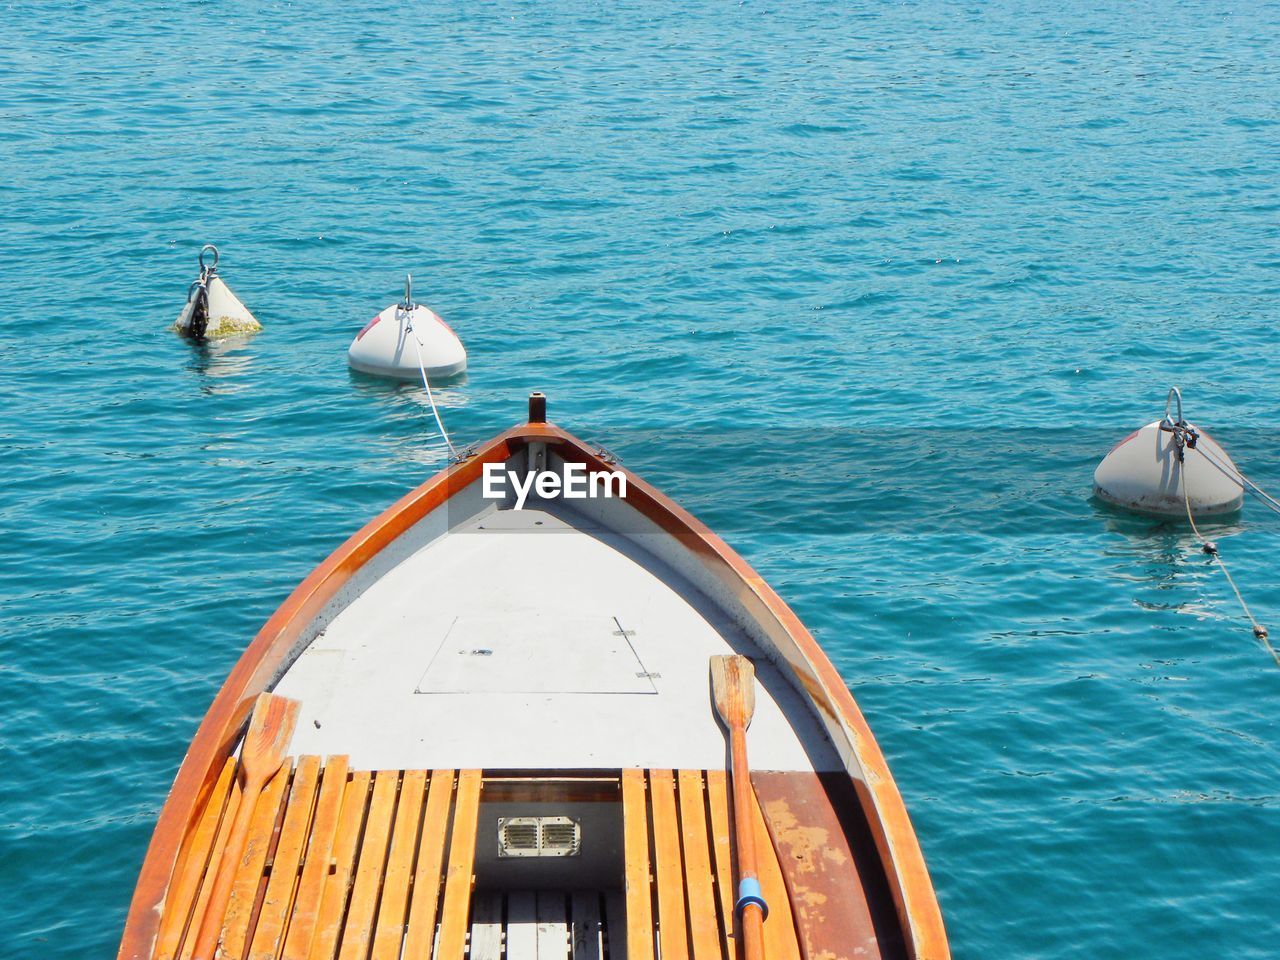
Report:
248,756,322,960
620,769,653,960
703,771,736,960
337,770,400,960
649,770,689,960
161,763,802,960
401,770,455,960
307,770,372,960
433,769,483,960
571,891,602,960
749,784,802,960
218,763,292,960
155,757,238,960
676,771,722,960
370,769,428,960
279,756,350,960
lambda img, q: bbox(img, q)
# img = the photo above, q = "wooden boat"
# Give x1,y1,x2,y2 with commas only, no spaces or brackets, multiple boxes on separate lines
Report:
119,394,949,960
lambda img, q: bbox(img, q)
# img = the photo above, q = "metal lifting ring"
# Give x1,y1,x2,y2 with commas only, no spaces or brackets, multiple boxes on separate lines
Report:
401,273,416,313
1158,386,1198,462
199,243,220,274
1163,386,1184,427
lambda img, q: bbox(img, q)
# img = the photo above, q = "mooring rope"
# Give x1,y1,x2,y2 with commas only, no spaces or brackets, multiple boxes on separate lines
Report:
1192,443,1280,519
1180,455,1278,667
408,318,459,461
399,274,460,462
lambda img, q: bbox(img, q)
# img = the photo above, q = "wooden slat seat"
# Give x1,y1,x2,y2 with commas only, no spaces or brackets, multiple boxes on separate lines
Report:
154,761,482,960
621,769,802,960
156,764,799,960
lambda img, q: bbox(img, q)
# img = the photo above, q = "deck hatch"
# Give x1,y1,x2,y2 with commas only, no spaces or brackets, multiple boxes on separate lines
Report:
415,615,657,694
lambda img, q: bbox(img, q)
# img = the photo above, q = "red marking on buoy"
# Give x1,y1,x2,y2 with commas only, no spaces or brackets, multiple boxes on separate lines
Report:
356,314,382,341
1105,428,1140,456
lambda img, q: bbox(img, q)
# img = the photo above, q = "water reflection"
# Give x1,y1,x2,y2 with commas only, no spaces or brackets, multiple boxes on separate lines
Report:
183,332,258,394
347,366,471,468
347,365,468,396
1092,495,1246,545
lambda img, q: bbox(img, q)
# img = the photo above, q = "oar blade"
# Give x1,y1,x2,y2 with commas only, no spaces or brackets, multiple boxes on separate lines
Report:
709,654,756,729
240,692,301,783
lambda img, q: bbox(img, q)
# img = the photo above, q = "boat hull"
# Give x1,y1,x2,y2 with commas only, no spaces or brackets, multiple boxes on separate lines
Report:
118,406,948,960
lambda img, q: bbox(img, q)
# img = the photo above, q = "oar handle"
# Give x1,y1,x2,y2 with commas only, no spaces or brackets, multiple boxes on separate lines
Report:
730,723,767,960
190,772,265,960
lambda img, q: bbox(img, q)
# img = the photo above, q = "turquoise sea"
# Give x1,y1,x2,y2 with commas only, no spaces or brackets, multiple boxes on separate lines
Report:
3,1,1279,956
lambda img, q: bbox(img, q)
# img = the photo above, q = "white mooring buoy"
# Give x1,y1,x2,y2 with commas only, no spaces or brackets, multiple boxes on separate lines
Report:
347,274,466,381
173,245,262,338
1094,388,1243,517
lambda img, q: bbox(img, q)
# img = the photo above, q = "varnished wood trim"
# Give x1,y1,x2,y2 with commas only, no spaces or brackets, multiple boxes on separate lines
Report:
621,769,655,960
649,770,689,960
434,770,483,960
400,770,455,960
480,775,619,804
279,756,350,960
247,756,322,960
369,769,428,960
337,770,400,960
703,772,736,960
676,771,721,960
307,770,371,960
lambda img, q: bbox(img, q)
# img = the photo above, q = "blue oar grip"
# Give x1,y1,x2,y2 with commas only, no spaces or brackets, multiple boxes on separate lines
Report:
735,877,769,920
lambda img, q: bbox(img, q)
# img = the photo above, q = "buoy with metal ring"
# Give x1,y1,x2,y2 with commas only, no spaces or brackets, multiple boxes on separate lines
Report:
347,274,467,381
173,245,262,339
1094,387,1244,517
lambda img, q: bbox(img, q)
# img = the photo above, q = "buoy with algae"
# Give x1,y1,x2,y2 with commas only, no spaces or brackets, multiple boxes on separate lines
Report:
347,274,467,381
174,245,262,338
1094,387,1243,517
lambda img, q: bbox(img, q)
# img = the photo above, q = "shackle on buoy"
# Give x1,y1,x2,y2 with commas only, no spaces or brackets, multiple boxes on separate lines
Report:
1157,386,1200,462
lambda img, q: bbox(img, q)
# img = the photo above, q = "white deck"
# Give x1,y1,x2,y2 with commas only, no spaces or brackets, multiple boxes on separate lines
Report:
276,500,839,772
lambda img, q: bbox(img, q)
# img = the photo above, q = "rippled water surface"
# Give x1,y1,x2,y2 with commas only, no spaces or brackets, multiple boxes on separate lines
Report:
3,1,1279,956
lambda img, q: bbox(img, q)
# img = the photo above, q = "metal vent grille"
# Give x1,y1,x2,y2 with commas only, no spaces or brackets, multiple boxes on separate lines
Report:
541,821,580,853
497,816,581,858
501,821,539,853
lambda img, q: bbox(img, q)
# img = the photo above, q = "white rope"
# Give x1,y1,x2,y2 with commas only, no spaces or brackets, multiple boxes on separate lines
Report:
1180,456,1278,667
1191,443,1280,518
404,308,459,461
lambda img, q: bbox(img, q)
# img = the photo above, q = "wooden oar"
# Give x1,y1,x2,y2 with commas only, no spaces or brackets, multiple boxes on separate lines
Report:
191,693,300,960
710,655,766,960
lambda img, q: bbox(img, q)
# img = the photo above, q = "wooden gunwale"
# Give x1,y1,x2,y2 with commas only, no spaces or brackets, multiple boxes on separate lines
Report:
118,416,947,960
